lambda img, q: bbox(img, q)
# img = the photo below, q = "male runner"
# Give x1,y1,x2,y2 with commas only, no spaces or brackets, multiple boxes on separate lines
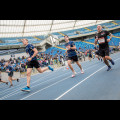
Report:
0,68,8,85
64,35,84,77
21,39,54,91
94,46,101,61
95,25,115,71
88,49,92,61
4,61,19,87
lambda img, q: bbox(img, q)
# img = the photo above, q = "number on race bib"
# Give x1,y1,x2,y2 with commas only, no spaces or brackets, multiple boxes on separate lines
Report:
98,37,105,44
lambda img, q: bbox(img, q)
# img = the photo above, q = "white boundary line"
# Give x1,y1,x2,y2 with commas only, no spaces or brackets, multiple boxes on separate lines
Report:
0,58,101,95
0,55,120,100
55,66,106,100
20,63,103,100
0,61,101,100
55,57,120,100
20,57,119,100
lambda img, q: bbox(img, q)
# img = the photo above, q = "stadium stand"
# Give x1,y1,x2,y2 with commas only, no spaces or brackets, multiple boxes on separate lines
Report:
1,20,120,72
1,20,120,47
51,20,120,39
0,35,44,46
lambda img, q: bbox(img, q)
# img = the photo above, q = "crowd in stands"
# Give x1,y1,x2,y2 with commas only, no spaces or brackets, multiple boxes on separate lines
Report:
0,50,86,72
0,44,119,73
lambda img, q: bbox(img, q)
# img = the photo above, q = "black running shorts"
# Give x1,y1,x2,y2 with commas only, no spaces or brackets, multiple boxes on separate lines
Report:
95,50,100,56
27,60,41,68
67,55,78,62
99,48,109,57
8,71,13,77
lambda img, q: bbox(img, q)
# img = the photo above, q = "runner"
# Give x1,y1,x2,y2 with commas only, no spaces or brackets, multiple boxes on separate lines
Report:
94,45,101,61
21,39,54,92
64,35,84,77
88,49,92,61
4,61,19,87
95,25,115,71
0,67,8,85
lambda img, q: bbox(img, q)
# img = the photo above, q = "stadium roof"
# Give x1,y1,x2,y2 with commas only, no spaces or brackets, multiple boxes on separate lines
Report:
0,20,113,38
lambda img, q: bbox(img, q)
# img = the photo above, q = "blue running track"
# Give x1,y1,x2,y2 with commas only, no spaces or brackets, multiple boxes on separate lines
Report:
0,52,120,100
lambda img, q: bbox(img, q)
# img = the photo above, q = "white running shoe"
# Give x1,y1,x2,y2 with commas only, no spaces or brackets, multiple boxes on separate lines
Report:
81,69,84,74
71,74,75,78
71,72,77,78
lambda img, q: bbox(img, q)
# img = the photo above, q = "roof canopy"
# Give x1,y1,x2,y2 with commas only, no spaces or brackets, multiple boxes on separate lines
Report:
0,20,113,38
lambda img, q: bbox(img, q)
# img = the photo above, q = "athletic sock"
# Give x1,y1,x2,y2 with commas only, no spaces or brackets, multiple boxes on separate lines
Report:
109,59,112,62
107,65,111,71
109,59,115,65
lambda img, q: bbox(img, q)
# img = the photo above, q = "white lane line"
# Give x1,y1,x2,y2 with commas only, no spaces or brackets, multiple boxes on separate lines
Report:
0,58,96,94
55,66,106,100
20,63,104,100
0,59,101,97
0,52,119,91
0,67,61,95
1,57,120,100
55,57,120,100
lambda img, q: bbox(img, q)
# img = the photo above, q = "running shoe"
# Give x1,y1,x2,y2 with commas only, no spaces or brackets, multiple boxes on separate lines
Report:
109,59,115,65
6,82,8,85
21,86,30,92
48,66,54,71
107,66,112,71
81,69,84,74
71,72,77,78
17,79,19,82
9,84,13,88
71,74,75,78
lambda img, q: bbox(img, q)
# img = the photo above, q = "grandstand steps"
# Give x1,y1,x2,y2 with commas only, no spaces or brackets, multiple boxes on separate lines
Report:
111,21,118,25
112,35,120,39
102,26,108,30
82,40,95,45
33,36,41,40
84,27,92,31
57,32,65,36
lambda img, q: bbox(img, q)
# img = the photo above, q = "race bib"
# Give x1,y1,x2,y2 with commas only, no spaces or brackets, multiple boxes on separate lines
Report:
98,37,105,44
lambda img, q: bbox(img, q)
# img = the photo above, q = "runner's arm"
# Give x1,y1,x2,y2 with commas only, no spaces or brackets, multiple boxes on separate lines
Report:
107,33,113,42
31,48,38,59
95,39,98,45
70,45,76,50
95,35,98,45
27,48,38,61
